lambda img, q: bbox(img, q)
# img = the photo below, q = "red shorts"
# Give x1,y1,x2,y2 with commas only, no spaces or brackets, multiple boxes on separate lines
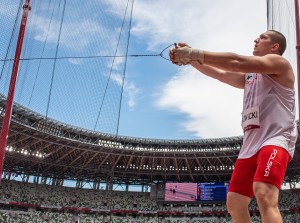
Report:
228,145,291,198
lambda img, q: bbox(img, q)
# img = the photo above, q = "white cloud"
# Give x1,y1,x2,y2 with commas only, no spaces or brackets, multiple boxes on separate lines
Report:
110,72,139,109
31,8,139,110
131,0,267,138
156,67,243,138
68,58,82,65
32,16,104,51
131,0,267,53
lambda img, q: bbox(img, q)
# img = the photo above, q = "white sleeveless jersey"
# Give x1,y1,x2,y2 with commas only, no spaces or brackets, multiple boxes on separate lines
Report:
239,73,298,159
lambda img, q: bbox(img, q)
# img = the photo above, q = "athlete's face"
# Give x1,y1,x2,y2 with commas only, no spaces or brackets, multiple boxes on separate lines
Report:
253,31,278,56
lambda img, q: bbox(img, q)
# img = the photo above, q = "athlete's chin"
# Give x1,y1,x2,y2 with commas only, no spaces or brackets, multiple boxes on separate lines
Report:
253,51,261,56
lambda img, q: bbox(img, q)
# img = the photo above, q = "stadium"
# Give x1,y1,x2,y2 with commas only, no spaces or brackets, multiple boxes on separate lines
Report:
1,0,300,222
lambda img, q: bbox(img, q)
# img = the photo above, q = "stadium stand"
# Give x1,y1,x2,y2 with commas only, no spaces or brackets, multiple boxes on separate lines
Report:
0,179,300,222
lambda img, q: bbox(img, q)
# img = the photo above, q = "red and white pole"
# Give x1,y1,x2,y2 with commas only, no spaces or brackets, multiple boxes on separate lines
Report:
0,0,31,183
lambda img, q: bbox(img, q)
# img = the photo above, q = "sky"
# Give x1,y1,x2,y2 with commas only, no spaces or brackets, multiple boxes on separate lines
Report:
2,0,297,141
117,0,269,139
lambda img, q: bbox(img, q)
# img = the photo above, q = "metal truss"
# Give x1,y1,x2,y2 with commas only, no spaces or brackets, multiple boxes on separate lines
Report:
1,95,300,186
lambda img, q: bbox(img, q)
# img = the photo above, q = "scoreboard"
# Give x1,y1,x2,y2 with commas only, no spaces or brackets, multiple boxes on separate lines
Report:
164,182,229,202
197,182,229,201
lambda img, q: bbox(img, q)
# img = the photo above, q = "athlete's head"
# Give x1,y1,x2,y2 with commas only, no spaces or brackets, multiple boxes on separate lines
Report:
253,30,286,56
268,30,286,55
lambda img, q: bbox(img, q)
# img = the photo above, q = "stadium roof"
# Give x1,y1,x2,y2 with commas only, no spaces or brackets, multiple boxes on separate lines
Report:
1,95,300,185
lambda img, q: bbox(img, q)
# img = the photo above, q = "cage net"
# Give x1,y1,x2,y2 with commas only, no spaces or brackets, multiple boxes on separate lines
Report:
267,0,299,118
0,0,133,135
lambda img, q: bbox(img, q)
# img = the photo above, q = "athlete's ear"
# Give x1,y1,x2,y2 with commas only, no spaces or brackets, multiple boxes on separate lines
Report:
271,43,280,53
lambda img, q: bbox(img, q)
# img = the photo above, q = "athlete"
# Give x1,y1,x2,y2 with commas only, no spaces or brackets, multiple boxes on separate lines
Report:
169,30,298,223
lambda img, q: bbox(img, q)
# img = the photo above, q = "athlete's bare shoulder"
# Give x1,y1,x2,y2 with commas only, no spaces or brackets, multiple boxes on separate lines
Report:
264,54,295,89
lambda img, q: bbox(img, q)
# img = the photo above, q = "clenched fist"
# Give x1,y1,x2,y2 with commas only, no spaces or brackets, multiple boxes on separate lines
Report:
169,46,204,65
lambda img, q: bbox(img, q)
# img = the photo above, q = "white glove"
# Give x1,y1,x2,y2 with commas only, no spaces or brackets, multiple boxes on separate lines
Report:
171,47,204,65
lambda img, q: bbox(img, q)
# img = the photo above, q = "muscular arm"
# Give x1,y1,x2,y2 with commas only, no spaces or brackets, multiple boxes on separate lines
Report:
170,43,294,89
203,51,284,74
201,51,294,88
189,61,245,89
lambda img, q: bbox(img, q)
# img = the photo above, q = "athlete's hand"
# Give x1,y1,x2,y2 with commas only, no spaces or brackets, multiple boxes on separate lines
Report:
169,43,204,65
169,43,189,66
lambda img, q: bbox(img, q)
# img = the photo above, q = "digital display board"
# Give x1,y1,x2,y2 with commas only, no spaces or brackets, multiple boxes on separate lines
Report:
165,183,197,201
164,182,229,202
197,182,229,201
